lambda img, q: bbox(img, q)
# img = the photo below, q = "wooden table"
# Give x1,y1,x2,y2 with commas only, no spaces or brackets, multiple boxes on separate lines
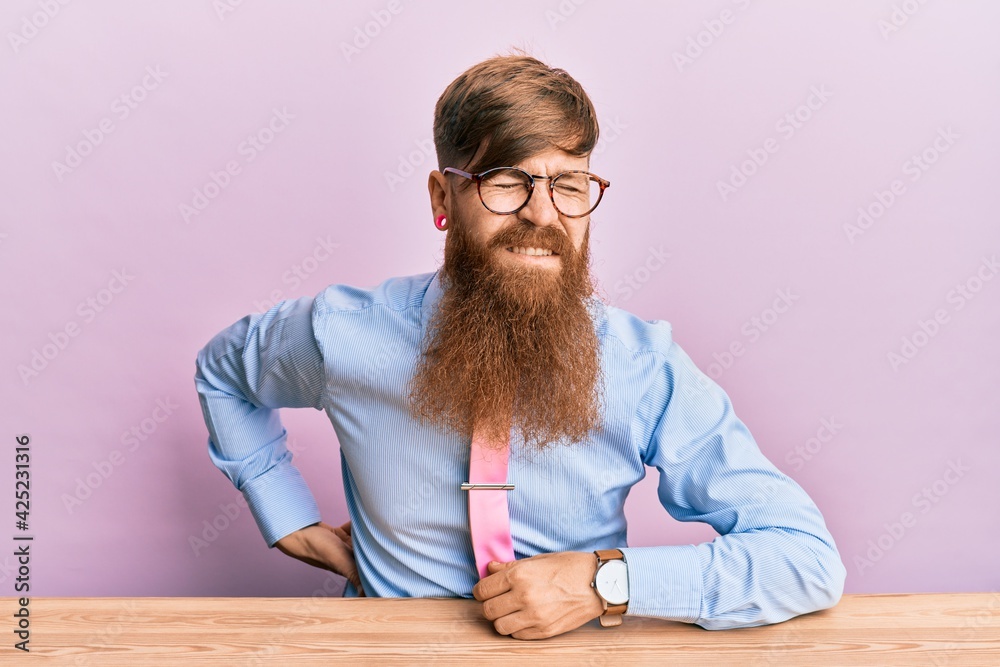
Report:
8,593,999,665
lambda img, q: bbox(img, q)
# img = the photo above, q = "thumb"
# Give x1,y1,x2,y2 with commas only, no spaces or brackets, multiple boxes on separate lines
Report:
487,560,513,573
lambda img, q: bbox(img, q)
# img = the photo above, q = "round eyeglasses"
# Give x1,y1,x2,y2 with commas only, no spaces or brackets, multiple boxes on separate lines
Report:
443,166,610,218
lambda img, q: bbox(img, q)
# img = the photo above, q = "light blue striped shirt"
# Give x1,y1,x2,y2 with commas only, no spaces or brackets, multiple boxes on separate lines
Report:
194,269,845,629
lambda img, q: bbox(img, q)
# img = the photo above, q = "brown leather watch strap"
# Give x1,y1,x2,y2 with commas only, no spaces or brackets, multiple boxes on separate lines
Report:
595,548,624,561
599,612,624,627
594,548,628,627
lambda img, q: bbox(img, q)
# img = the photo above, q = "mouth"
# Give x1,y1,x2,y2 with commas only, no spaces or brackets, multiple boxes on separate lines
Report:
505,246,559,257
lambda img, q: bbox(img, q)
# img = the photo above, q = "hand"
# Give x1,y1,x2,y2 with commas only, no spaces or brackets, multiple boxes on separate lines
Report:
274,520,366,596
472,551,603,639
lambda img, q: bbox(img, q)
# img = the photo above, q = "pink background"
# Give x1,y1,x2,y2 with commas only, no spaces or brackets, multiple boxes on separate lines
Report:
2,1,998,597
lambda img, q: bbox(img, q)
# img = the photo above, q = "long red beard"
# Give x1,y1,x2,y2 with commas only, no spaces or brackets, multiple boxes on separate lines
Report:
407,215,604,454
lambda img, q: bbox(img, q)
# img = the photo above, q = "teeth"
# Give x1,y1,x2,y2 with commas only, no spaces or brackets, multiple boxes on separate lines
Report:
509,246,553,256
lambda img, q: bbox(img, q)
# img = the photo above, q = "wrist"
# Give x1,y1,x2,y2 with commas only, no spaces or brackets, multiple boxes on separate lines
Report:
276,521,320,552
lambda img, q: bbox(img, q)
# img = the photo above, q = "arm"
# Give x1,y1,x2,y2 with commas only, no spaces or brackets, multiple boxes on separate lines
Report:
619,339,846,629
193,296,363,591
472,337,844,639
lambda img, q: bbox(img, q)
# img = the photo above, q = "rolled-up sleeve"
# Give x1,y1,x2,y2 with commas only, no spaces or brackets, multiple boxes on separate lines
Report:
194,296,327,548
619,339,846,629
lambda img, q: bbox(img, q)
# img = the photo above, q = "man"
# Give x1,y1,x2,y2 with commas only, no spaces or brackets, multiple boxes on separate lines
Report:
194,52,846,640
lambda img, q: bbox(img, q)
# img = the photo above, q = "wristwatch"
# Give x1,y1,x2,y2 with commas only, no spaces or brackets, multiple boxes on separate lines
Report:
591,548,629,627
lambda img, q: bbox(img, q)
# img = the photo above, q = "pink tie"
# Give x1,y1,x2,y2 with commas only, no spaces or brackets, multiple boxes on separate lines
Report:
464,423,516,579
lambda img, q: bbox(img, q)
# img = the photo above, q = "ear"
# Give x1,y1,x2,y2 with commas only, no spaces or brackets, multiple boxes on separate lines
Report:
428,170,450,221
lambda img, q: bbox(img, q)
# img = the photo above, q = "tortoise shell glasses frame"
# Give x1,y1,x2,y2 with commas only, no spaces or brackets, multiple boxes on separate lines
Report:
442,166,611,218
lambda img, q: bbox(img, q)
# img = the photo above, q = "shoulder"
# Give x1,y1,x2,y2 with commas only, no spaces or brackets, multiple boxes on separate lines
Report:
314,271,435,315
599,301,676,358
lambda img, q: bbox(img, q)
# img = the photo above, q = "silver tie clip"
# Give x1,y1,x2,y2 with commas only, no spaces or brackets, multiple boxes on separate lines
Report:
460,482,515,491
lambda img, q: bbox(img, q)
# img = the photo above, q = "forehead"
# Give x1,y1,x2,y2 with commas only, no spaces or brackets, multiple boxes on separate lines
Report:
513,148,589,175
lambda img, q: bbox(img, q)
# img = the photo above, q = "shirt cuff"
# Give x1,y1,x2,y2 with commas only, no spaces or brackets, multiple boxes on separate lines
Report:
619,545,703,623
240,462,322,548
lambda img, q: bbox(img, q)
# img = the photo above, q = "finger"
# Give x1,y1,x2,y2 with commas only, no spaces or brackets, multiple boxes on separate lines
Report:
348,570,363,593
306,529,360,576
481,591,521,621
472,568,512,601
347,567,366,597
492,611,535,638
331,525,355,551
332,529,352,550
511,626,552,641
339,521,352,536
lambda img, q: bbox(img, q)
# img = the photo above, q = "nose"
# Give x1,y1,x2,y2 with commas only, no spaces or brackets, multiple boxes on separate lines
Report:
516,180,562,230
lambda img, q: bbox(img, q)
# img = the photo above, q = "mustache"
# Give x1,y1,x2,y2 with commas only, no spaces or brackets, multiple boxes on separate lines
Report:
488,223,571,256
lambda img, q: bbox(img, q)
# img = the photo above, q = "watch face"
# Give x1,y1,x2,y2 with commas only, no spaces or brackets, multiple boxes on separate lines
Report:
595,559,629,606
